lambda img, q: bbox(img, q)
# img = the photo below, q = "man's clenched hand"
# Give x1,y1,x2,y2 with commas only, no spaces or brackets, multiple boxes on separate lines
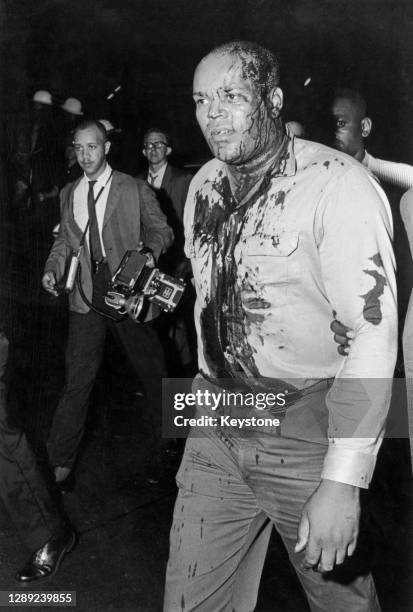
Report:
42,271,59,297
295,479,360,573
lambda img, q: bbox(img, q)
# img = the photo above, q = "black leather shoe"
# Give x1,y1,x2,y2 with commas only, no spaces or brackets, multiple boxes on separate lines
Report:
16,527,77,582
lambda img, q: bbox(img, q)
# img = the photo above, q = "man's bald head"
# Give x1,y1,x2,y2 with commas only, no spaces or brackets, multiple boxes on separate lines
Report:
204,41,280,102
193,41,284,166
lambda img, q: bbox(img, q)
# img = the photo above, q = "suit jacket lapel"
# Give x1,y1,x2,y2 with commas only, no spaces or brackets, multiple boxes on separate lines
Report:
161,163,173,194
66,178,84,241
103,171,121,228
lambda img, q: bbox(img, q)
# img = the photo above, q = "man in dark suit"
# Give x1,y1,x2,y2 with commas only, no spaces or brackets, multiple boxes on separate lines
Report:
142,128,195,373
142,128,191,271
42,120,173,486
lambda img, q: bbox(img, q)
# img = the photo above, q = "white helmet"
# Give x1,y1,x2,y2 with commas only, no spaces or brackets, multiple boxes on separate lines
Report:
98,119,121,134
61,97,83,116
32,90,52,105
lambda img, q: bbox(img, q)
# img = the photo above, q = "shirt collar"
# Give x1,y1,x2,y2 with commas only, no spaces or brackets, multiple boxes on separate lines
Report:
268,132,297,179
221,132,297,191
84,163,113,187
221,132,297,210
148,161,168,180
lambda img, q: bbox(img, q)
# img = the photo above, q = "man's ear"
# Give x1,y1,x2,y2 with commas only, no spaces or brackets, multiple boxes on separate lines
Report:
267,87,283,119
104,141,111,155
361,117,372,138
142,148,148,160
166,146,172,157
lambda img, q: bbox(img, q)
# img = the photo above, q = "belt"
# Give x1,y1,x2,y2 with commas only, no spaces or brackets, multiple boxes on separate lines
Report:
199,371,334,410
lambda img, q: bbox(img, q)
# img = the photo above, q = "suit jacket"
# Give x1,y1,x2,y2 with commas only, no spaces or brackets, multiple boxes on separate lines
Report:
140,163,192,270
160,163,192,222
44,170,173,317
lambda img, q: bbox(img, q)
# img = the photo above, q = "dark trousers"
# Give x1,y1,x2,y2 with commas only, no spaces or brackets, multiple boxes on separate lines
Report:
47,269,167,469
0,332,64,552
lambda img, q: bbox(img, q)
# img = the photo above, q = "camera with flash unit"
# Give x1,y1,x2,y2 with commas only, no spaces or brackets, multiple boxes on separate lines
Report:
104,249,185,318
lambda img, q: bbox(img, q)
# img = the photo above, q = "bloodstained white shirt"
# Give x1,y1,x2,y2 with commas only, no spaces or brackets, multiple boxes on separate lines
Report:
184,136,398,488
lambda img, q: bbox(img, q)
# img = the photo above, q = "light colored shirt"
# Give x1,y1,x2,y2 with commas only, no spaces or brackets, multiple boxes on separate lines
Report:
147,162,168,189
400,187,413,462
184,136,398,488
363,150,413,191
73,163,113,257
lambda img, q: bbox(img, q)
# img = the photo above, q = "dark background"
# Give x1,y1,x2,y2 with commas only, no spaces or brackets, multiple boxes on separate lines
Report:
0,4,411,607
1,0,413,169
1,0,413,324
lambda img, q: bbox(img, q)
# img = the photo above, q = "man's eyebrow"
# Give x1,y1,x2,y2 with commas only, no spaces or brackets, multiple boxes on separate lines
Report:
193,84,246,96
222,85,246,92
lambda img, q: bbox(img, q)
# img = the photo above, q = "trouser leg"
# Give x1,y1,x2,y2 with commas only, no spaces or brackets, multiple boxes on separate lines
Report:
249,433,380,612
0,412,65,551
164,432,272,612
47,310,106,469
165,377,381,612
0,332,64,552
111,317,167,451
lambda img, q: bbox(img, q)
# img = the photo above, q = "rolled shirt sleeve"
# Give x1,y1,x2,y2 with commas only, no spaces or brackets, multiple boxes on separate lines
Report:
317,166,398,487
363,150,413,191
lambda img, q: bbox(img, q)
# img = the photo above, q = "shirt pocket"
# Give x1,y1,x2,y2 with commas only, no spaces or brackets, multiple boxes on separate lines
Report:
245,231,299,257
240,231,301,308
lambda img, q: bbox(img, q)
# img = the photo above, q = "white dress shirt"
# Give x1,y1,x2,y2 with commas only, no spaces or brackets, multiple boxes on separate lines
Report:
147,162,168,189
363,150,413,191
73,163,113,257
184,136,398,488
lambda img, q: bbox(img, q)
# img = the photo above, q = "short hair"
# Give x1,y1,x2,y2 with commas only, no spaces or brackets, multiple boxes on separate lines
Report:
73,119,108,142
143,127,170,146
333,88,367,118
207,40,280,98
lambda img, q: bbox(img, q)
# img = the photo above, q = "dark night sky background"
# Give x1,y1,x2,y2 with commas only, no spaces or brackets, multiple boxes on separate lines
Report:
1,0,413,169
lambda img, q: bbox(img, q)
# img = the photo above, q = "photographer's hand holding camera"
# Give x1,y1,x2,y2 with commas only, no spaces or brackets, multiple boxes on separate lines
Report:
123,243,154,323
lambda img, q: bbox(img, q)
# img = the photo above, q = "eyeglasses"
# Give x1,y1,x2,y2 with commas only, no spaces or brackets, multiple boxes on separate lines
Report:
144,141,168,151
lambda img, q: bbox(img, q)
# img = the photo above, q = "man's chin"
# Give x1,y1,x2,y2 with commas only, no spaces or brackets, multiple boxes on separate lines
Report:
208,142,243,164
82,166,98,177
